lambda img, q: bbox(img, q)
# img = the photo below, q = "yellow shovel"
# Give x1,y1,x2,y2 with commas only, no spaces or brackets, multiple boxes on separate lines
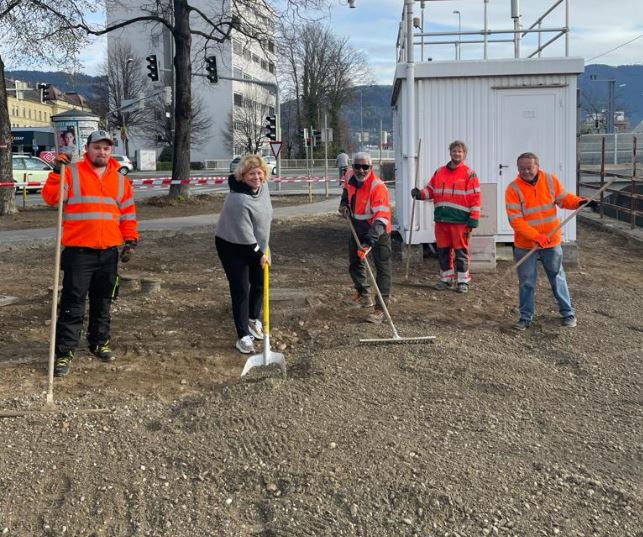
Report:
241,261,287,377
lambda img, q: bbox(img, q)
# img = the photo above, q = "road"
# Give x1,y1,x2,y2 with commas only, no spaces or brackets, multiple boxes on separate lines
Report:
15,167,349,207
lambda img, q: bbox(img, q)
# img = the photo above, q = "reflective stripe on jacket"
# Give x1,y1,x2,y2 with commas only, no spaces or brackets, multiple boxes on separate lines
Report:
420,162,481,227
505,170,582,249
42,155,139,248
344,170,392,233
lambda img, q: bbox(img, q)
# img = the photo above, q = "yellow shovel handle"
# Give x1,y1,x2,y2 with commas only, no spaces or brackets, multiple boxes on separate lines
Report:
263,262,270,336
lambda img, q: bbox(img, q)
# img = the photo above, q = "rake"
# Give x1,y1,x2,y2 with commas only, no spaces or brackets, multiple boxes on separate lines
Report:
345,215,435,344
241,261,287,377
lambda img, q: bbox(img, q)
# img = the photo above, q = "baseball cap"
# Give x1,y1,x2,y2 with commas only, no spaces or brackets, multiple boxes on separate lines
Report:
86,130,114,145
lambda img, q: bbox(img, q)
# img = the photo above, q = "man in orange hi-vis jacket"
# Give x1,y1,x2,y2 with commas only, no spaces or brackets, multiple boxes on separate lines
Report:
42,130,139,377
412,140,481,293
505,152,596,331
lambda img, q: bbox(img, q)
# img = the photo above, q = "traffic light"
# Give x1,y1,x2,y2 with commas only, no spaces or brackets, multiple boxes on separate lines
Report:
146,55,159,81
205,56,218,84
265,115,276,141
312,129,322,146
37,83,51,102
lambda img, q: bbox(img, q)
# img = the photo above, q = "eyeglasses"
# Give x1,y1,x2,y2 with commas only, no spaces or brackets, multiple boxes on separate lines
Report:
352,164,371,171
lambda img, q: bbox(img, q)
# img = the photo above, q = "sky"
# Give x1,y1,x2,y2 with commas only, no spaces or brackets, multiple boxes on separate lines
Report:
11,0,643,83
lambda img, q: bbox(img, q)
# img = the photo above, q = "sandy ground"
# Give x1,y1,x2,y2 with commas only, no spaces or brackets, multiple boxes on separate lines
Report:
0,204,641,536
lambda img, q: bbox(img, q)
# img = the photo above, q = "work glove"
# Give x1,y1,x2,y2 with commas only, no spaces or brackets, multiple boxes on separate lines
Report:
357,245,371,260
338,205,350,218
120,240,137,263
52,153,71,174
465,226,473,238
534,234,550,249
578,198,598,210
411,187,422,200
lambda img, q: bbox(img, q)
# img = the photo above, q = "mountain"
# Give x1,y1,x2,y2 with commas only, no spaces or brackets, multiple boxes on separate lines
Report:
579,64,643,129
5,70,106,102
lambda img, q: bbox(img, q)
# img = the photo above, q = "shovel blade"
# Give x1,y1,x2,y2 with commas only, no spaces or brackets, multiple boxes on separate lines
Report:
241,350,286,377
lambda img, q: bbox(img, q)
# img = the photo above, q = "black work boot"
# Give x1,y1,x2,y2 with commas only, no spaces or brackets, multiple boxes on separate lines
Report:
54,351,74,377
89,340,115,362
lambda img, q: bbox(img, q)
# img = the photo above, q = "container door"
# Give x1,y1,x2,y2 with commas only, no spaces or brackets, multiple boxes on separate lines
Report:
496,89,560,236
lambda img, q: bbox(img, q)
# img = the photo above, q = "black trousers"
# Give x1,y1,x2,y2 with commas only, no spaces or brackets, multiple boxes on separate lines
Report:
56,246,119,356
348,232,392,307
215,237,264,339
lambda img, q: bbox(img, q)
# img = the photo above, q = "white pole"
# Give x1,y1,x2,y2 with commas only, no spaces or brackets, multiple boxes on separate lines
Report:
324,112,329,198
404,0,416,244
483,0,489,59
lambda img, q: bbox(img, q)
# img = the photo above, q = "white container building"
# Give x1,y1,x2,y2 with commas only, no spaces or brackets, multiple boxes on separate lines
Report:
392,0,584,244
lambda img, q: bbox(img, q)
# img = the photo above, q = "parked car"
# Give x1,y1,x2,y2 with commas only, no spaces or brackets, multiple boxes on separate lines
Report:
12,155,52,193
112,154,134,175
229,155,277,176
229,155,242,173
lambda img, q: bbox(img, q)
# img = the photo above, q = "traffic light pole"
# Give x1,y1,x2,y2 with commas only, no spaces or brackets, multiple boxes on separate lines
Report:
197,73,281,188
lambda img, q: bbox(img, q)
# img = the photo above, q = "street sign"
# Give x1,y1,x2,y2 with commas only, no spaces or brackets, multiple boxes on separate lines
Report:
40,151,56,163
270,141,283,158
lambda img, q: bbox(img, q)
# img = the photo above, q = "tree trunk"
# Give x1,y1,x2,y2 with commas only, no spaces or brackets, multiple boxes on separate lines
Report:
0,55,17,215
168,0,191,199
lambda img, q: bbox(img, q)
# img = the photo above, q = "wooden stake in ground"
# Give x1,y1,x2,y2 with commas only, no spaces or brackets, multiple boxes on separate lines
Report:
46,161,67,407
405,138,422,280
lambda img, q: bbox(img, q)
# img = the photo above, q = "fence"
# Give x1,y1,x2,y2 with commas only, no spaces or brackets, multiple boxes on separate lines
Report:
577,135,643,228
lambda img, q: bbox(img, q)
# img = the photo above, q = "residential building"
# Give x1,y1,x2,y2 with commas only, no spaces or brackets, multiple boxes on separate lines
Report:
7,79,91,128
106,0,277,162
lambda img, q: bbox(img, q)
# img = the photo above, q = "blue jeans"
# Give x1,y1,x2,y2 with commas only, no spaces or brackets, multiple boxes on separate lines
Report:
514,245,574,321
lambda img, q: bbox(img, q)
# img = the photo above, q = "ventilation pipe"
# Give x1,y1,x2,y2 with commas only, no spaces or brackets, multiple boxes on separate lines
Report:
511,0,521,58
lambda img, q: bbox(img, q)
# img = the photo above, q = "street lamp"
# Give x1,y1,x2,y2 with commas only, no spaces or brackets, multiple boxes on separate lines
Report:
359,89,364,151
453,10,461,60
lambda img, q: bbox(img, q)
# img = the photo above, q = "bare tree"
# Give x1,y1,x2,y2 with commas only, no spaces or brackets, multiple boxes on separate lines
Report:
277,21,369,158
223,86,274,155
40,0,330,198
0,0,93,215
104,40,153,156
143,91,212,149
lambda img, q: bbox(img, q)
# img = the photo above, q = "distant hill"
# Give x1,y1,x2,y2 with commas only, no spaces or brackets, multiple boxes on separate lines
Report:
579,64,643,129
5,70,106,102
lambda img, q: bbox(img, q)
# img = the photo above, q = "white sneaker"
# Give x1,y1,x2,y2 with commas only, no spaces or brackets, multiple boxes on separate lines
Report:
235,335,255,354
248,319,264,340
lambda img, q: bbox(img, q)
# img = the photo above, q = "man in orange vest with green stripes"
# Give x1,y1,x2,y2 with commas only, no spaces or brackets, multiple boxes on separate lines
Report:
42,130,139,376
412,140,481,293
505,152,596,331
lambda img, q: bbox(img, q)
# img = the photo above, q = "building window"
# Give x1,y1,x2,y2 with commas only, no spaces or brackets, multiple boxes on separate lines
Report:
252,53,260,65
268,62,275,74
269,106,275,116
234,93,243,107
233,40,242,56
243,49,251,60
261,59,267,70
233,67,243,79
267,40,275,54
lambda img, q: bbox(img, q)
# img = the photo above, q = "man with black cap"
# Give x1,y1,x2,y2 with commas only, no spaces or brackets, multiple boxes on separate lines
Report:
42,130,139,377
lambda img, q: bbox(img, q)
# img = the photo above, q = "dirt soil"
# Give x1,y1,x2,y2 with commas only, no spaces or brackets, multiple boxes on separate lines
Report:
0,211,641,536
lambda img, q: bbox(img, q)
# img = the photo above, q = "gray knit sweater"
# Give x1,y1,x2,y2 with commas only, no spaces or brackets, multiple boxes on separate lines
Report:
215,176,272,253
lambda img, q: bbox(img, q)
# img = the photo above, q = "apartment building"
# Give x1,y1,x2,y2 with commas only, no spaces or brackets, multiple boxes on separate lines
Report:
8,79,90,128
106,0,277,162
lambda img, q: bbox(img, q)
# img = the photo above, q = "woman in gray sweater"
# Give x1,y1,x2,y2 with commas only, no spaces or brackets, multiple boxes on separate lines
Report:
215,155,273,354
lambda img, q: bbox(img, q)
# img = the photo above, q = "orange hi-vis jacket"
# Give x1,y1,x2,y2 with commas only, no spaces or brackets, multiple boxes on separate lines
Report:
419,162,481,227
42,155,139,249
344,169,392,233
505,170,582,249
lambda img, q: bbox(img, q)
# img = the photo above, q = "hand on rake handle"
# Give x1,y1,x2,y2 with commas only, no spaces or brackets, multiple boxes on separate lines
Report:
357,245,371,260
52,153,71,173
578,198,599,210
338,205,350,218
535,233,550,249
260,254,270,268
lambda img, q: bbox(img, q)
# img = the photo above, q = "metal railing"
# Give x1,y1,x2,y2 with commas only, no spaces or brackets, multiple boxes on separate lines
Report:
577,135,642,229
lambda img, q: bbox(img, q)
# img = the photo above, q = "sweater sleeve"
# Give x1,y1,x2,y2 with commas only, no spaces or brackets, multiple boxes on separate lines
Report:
118,177,139,242
466,171,481,228
552,174,584,210
505,184,541,242
420,171,437,200
41,168,70,206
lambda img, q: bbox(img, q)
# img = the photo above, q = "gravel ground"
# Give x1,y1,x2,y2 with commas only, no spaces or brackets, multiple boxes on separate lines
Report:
0,212,641,537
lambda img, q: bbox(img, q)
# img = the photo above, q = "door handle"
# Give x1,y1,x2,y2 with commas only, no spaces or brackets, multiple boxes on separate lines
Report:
498,164,510,176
